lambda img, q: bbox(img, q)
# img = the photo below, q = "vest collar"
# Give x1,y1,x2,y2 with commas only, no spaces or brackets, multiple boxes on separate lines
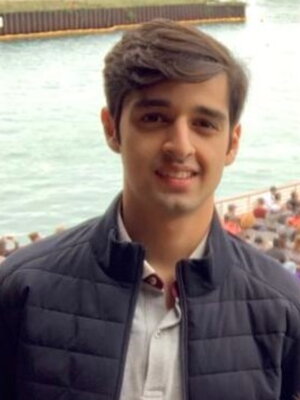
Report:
89,194,144,283
90,195,238,290
178,213,239,297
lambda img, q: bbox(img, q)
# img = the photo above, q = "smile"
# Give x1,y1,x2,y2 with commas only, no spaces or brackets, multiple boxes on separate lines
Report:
155,168,199,181
156,170,198,179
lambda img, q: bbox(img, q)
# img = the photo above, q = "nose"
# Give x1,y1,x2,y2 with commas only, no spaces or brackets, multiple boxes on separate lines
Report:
162,119,195,162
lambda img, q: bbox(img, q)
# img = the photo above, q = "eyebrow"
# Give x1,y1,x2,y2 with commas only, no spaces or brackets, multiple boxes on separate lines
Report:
133,98,227,122
194,106,227,123
133,98,171,108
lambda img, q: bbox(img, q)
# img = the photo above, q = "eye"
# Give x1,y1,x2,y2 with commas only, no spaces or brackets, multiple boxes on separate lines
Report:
193,118,217,131
140,112,167,124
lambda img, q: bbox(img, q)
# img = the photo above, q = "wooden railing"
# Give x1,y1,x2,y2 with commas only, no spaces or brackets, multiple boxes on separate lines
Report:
215,181,300,217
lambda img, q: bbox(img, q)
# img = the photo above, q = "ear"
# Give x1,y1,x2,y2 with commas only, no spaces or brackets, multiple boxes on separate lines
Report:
100,107,120,153
225,123,241,166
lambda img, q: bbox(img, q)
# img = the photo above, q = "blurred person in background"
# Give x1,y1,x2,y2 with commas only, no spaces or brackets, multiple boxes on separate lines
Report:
28,231,42,243
265,237,287,264
0,235,19,264
253,197,268,219
288,234,300,269
286,191,300,213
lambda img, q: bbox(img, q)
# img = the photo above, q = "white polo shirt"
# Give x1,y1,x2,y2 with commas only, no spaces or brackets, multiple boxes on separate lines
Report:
118,213,207,400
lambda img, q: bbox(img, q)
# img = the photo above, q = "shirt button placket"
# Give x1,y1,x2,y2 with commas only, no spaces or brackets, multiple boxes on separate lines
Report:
154,329,162,339
143,328,166,400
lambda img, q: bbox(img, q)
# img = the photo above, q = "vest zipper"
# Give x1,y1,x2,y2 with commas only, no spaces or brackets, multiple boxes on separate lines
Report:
176,262,188,400
113,248,145,400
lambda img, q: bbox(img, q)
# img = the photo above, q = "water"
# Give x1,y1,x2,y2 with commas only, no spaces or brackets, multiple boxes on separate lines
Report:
0,0,299,240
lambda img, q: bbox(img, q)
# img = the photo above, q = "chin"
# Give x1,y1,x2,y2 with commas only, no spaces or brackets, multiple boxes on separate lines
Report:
155,195,203,216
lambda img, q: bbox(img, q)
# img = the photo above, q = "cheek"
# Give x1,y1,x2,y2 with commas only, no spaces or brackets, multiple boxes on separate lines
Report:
196,142,227,167
124,136,158,161
120,144,147,173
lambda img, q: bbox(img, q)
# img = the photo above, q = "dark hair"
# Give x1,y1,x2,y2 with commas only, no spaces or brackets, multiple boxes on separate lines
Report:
257,197,265,204
254,236,264,244
228,203,236,211
274,193,281,201
103,19,249,133
291,191,298,199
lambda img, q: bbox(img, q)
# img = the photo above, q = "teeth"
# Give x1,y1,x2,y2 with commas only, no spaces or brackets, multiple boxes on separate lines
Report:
160,171,194,179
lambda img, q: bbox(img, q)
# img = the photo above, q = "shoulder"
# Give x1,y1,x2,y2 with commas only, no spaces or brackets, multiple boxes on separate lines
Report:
0,196,123,310
227,233,300,309
219,233,300,342
0,216,102,287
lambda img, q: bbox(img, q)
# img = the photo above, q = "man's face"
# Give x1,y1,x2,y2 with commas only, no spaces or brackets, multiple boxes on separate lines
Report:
103,74,241,218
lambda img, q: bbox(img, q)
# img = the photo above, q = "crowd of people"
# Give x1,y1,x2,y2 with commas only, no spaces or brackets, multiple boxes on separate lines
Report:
223,186,300,275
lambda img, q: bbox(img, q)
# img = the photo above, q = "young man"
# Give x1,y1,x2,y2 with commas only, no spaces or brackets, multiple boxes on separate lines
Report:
1,19,300,400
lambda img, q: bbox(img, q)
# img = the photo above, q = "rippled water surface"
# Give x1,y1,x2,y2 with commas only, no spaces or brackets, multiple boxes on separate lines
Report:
0,0,299,239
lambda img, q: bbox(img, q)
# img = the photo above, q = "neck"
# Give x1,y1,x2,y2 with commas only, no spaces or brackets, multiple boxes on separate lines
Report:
121,197,214,277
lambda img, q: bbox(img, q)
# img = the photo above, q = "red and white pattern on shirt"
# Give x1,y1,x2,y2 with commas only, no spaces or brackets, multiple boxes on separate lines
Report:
144,273,179,299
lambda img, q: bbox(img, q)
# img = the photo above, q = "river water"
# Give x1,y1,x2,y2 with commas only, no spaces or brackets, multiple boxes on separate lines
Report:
0,0,299,240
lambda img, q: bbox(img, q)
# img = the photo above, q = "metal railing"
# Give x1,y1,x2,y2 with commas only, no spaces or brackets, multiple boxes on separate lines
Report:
215,181,300,217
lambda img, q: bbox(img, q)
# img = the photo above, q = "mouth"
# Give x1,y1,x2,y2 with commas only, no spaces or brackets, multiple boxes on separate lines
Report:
155,169,199,179
154,167,200,191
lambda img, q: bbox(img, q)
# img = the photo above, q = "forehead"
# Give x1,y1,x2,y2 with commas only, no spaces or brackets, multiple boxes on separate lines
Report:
122,74,229,114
